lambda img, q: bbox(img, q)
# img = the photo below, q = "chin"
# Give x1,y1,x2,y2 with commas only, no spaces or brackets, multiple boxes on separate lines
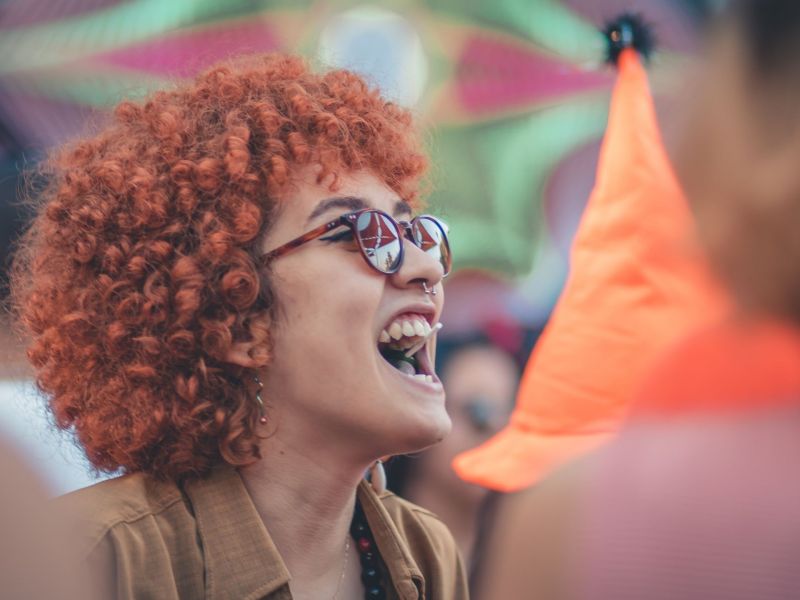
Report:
385,404,453,456
367,317,453,454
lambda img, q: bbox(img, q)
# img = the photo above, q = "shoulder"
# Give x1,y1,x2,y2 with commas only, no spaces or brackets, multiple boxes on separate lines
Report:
376,489,459,556
375,489,469,598
56,473,201,599
55,472,184,558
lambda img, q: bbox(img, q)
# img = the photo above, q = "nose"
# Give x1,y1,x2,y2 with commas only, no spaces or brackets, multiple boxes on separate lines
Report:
389,236,445,293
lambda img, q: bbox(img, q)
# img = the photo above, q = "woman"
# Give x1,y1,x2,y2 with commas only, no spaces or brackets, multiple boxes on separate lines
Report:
10,54,467,599
477,1,800,598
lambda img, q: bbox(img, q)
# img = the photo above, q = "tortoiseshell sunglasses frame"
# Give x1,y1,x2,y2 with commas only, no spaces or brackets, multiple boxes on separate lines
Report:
258,208,452,276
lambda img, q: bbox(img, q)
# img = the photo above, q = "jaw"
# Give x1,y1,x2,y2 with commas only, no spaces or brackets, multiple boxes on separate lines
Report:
265,333,450,462
369,340,451,451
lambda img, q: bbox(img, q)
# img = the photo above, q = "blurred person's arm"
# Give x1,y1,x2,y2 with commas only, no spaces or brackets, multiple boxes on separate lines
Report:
475,459,588,600
0,438,99,599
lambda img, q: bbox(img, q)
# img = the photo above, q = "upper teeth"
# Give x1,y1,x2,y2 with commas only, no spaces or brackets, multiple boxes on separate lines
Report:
380,315,432,345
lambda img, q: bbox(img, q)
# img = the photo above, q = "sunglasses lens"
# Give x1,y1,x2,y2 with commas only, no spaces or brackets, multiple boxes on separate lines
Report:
356,211,402,273
414,217,452,275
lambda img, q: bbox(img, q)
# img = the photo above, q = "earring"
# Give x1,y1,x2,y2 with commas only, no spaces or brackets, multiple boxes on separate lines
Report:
254,375,267,425
369,459,387,494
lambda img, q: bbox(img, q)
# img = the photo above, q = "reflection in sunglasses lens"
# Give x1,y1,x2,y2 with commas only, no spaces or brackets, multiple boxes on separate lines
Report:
414,217,451,275
357,211,402,273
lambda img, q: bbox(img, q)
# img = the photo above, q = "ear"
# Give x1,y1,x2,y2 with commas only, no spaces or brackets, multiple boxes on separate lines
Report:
224,311,272,369
224,340,270,369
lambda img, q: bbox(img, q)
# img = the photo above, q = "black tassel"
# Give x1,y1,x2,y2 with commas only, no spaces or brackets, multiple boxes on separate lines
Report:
603,13,656,66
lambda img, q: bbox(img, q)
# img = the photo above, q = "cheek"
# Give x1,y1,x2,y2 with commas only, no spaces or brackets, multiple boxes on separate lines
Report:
269,255,384,379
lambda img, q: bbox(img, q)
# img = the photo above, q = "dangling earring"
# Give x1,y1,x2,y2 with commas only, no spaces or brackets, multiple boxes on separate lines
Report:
254,375,267,425
369,459,387,494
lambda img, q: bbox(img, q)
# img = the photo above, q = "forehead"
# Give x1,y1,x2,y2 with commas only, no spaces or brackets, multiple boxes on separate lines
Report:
283,168,408,225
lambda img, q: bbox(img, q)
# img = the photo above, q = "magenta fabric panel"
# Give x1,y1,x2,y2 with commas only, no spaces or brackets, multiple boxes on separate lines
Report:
455,34,610,115
94,22,282,77
0,0,124,29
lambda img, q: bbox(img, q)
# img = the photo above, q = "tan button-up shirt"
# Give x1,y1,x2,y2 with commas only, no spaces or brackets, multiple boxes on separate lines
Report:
59,465,468,600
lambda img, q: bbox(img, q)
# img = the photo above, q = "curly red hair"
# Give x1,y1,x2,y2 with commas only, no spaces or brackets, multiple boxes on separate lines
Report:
10,54,428,481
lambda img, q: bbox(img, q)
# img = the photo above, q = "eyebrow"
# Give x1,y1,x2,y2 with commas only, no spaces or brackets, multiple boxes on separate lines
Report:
305,195,412,225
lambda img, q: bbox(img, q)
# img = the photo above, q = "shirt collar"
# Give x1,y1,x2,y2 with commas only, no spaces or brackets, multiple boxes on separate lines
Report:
357,480,425,600
183,465,291,600
184,466,425,600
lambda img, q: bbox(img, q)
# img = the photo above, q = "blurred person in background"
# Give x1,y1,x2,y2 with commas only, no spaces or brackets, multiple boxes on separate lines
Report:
477,1,800,598
387,333,520,573
9,54,467,599
0,436,95,599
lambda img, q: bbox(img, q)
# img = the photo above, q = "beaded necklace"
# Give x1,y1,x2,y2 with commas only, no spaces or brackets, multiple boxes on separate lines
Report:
349,499,387,599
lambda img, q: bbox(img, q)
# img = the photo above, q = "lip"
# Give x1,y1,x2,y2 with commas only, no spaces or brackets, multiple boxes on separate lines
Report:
413,341,437,378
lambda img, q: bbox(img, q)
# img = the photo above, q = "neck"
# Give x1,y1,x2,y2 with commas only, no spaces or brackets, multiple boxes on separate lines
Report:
239,429,369,597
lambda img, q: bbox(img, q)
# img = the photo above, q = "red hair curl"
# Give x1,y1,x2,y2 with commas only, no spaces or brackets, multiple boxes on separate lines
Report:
10,54,428,480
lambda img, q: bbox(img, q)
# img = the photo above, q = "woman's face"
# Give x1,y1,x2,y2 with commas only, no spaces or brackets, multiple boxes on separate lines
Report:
259,169,450,460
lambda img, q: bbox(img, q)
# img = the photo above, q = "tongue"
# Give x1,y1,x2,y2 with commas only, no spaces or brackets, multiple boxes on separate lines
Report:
395,359,416,376
380,346,418,375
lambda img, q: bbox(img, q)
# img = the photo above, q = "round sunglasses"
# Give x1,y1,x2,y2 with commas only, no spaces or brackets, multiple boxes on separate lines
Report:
259,208,452,276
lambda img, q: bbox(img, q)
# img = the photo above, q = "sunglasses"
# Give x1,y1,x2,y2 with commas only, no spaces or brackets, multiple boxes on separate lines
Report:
259,208,452,276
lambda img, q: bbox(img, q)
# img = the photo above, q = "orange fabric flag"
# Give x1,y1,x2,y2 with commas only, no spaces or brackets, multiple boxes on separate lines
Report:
453,49,730,493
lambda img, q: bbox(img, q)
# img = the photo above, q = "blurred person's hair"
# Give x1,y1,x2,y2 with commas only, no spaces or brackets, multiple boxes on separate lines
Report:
691,0,800,322
732,0,800,76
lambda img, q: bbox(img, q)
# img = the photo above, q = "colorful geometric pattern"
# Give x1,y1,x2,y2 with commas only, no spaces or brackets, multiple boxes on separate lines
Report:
0,0,698,309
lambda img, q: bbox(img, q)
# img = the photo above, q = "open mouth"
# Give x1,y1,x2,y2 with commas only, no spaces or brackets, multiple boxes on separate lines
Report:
377,313,439,384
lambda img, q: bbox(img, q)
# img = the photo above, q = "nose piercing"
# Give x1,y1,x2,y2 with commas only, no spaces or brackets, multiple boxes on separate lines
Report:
422,282,437,296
